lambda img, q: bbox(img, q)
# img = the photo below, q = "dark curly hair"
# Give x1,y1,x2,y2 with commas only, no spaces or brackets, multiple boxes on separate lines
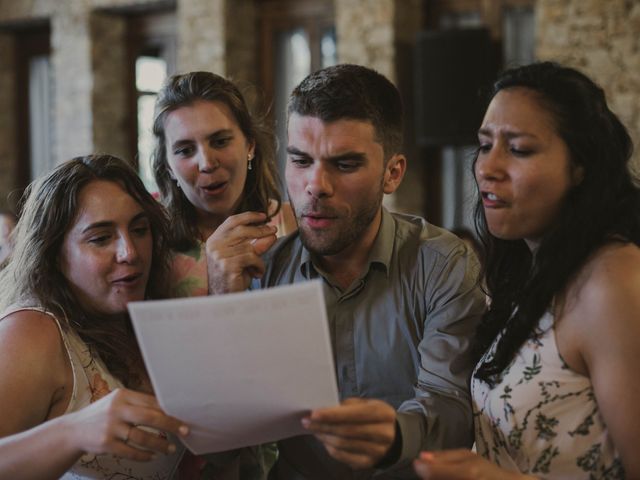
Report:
473,62,640,385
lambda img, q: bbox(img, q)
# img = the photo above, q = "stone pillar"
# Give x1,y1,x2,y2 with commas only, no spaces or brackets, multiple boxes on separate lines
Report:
537,0,640,172
335,0,396,81
225,0,258,86
90,11,129,161
176,0,226,74
51,2,94,163
0,34,17,209
335,0,424,215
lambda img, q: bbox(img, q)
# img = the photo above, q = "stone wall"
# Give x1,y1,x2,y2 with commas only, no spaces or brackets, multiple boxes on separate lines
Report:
177,0,225,73
537,0,640,172
1,0,638,212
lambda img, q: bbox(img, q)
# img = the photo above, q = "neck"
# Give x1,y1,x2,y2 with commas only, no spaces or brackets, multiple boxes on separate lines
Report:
197,216,223,241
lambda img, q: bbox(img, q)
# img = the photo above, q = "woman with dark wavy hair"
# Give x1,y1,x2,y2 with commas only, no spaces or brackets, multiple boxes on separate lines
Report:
152,71,295,298
0,154,188,478
415,62,640,478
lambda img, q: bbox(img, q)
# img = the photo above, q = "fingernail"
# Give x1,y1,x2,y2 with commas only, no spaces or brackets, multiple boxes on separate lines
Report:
167,444,176,454
420,451,434,461
179,425,189,436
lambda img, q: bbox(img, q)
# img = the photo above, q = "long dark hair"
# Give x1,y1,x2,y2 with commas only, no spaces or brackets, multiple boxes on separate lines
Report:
0,154,171,387
152,71,281,251
474,62,640,385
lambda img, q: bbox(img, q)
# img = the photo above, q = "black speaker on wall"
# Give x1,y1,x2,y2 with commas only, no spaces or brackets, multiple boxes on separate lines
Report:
415,28,497,146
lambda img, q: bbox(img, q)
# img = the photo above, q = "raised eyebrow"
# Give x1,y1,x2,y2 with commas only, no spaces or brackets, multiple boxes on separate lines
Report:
329,152,366,163
286,146,311,158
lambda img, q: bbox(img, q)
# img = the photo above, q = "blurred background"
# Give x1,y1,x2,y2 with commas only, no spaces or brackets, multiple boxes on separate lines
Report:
0,0,638,233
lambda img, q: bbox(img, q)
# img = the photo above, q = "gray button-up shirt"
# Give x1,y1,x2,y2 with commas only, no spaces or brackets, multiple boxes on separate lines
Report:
257,208,485,479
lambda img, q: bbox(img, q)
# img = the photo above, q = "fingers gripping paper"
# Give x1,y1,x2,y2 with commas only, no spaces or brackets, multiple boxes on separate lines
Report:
128,280,339,454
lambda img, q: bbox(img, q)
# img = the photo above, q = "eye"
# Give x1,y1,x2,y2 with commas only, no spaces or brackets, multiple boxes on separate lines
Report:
131,219,151,237
88,234,110,246
289,156,311,167
132,225,150,237
510,147,533,157
212,136,232,148
174,145,194,157
477,143,491,154
336,161,359,172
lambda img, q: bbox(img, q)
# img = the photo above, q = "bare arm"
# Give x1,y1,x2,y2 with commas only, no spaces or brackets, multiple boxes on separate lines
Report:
0,311,187,479
571,244,640,476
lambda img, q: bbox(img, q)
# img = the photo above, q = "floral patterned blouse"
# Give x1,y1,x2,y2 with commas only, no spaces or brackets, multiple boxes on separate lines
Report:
1,307,184,480
472,312,624,479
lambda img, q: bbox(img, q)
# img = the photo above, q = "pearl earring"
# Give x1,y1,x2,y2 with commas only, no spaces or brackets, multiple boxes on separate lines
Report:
248,152,253,171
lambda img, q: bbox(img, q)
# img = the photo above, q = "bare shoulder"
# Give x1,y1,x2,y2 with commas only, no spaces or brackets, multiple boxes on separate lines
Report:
0,309,66,357
576,242,640,311
0,309,71,434
565,243,640,364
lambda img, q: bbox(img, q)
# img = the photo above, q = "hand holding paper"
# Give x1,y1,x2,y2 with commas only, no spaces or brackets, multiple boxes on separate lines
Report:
129,280,338,454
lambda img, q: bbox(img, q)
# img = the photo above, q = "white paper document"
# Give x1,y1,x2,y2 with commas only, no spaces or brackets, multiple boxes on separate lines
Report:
128,280,339,454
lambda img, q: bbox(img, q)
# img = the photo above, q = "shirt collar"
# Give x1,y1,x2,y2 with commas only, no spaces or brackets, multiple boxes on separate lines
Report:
299,206,395,279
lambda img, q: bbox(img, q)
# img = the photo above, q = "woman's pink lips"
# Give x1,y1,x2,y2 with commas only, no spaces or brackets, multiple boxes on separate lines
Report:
200,181,228,196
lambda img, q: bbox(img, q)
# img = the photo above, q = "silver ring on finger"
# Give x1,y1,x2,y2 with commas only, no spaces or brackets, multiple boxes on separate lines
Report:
123,424,133,444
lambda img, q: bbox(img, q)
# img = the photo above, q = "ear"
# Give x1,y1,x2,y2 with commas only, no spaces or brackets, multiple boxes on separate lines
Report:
571,163,585,186
383,154,406,194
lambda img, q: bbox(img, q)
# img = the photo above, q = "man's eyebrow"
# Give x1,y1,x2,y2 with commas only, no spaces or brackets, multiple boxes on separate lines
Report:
286,146,310,157
286,147,366,162
327,152,366,162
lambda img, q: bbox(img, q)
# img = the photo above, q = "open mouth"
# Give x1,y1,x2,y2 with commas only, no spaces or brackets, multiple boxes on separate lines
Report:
483,192,499,201
201,181,227,195
113,273,142,284
303,214,338,228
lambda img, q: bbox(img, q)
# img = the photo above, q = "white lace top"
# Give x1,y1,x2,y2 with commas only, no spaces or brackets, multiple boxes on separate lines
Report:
472,312,623,479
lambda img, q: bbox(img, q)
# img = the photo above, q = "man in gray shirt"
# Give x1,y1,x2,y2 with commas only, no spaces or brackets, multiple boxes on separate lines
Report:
207,64,485,479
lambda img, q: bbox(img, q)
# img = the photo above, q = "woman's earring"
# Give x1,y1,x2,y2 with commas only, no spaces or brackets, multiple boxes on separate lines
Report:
248,152,253,171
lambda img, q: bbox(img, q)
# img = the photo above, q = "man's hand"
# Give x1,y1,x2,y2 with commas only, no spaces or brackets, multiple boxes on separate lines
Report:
205,211,277,294
301,398,397,470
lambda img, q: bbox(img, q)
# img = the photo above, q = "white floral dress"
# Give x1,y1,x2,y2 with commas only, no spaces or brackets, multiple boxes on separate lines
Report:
472,312,624,479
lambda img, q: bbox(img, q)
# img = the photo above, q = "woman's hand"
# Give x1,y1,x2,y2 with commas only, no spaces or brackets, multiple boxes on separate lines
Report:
414,450,535,480
67,388,188,461
205,211,278,294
